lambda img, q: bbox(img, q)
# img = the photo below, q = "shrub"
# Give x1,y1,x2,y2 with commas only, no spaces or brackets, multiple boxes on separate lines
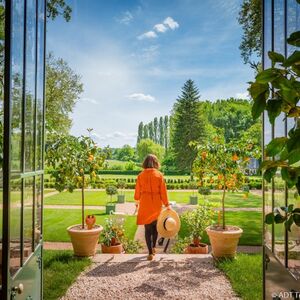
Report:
122,237,143,254
171,237,190,254
198,187,211,195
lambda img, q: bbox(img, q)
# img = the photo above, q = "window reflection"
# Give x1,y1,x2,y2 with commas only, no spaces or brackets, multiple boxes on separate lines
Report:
264,0,272,68
35,176,42,247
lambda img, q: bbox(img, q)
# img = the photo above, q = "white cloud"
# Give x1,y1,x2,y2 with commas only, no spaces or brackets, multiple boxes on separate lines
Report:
138,31,157,40
163,17,179,30
154,23,168,33
126,93,156,102
91,131,137,144
80,97,98,104
235,92,249,99
117,11,133,25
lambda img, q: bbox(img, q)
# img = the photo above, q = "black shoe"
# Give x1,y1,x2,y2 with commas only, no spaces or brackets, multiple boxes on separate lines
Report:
158,237,164,246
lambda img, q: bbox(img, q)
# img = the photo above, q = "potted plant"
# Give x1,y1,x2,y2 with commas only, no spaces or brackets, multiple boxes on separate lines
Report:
193,137,259,258
105,185,118,214
198,186,211,200
117,180,127,203
46,130,107,256
189,181,198,204
100,217,124,253
181,203,214,254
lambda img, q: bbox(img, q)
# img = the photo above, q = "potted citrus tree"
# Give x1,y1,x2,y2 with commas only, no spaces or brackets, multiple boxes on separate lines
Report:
46,131,106,256
189,181,198,204
193,137,259,258
181,202,214,254
117,179,127,203
105,185,118,214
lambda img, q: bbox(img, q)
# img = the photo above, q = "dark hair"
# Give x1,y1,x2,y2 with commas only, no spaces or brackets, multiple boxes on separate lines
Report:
142,154,160,169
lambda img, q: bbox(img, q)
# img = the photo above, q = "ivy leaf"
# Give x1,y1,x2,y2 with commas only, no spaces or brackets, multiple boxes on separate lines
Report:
266,99,283,124
283,51,300,67
285,215,294,232
268,51,285,63
252,93,267,119
287,31,300,47
274,213,286,223
265,213,274,224
263,167,278,182
255,68,281,84
265,137,288,156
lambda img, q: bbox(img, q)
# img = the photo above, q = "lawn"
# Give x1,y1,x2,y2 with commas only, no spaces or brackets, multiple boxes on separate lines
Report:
217,254,262,300
43,250,91,300
179,211,262,245
44,209,137,242
44,190,262,208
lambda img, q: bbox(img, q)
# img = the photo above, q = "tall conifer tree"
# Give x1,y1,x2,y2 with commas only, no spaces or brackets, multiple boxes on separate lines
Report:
137,122,144,144
153,117,158,143
159,116,164,146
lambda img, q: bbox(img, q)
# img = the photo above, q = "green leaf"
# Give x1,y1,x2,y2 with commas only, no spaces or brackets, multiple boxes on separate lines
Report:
285,215,294,232
248,82,269,99
274,213,286,223
256,68,281,84
293,213,300,226
297,0,300,4
283,51,300,67
288,204,294,213
263,167,278,182
265,137,288,156
292,208,300,213
265,213,274,224
288,148,300,165
266,99,283,124
287,31,300,47
268,51,285,63
252,93,267,119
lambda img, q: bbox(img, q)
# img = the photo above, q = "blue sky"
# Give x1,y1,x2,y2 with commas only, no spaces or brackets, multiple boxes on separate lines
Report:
47,0,254,147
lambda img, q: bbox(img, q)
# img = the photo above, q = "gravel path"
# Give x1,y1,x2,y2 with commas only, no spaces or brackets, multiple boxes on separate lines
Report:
61,254,240,300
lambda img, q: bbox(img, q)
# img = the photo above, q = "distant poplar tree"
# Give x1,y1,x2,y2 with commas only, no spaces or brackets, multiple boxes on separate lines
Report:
164,115,169,150
148,121,154,141
171,79,207,174
137,122,144,144
153,117,158,143
159,116,164,146
143,124,149,139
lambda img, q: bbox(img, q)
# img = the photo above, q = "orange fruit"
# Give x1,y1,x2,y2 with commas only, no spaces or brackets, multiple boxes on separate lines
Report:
232,153,238,161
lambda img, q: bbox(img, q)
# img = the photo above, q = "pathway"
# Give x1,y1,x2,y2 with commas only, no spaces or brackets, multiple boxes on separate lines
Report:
60,254,240,300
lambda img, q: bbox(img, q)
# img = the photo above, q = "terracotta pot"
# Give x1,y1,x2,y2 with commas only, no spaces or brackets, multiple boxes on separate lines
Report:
85,215,96,230
101,243,123,254
206,225,243,259
67,224,103,257
185,243,208,254
193,237,201,247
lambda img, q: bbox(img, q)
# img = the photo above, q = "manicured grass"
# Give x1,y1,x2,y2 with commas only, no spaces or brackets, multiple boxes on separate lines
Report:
45,190,262,208
43,250,91,300
179,211,262,245
217,254,262,300
44,209,137,242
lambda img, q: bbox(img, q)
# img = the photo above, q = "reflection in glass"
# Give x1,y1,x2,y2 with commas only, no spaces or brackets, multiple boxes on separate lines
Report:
36,0,45,170
274,0,285,54
25,0,36,172
264,0,272,68
35,176,42,248
9,179,22,276
23,178,34,263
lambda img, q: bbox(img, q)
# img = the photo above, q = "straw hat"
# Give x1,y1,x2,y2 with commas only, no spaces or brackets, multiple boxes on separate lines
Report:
157,209,181,238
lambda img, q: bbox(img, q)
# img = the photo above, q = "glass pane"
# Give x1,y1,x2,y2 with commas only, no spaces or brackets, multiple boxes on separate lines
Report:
34,176,42,248
36,0,45,170
23,177,34,263
24,0,36,172
9,178,22,276
274,114,286,264
11,0,24,173
287,0,300,56
274,0,285,54
264,112,272,248
264,0,272,69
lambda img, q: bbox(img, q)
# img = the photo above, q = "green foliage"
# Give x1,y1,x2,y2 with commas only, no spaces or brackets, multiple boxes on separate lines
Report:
171,79,207,173
136,138,165,162
122,237,143,254
180,202,215,240
137,122,144,144
114,144,135,161
100,217,124,246
46,53,83,134
171,237,190,254
198,186,212,195
105,185,118,196
47,0,72,21
238,0,262,66
159,116,164,146
124,160,136,171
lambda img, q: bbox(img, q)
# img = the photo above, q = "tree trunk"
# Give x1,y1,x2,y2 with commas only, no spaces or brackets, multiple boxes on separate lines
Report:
82,175,85,229
222,177,226,230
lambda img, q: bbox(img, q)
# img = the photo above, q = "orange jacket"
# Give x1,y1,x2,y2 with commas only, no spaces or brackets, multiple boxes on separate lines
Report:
134,168,169,225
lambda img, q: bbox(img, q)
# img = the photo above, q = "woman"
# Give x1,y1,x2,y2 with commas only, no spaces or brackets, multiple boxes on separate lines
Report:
134,154,170,260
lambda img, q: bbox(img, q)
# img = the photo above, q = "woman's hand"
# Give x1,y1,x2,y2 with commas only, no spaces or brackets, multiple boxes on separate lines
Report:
166,204,172,210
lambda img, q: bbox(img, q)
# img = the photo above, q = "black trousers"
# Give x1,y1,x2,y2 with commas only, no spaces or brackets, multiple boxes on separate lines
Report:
144,220,158,255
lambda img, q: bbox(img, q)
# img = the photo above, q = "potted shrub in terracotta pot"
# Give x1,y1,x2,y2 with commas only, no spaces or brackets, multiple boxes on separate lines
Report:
181,202,214,254
117,180,127,203
46,130,107,256
100,217,124,253
105,185,117,214
189,181,198,205
193,136,259,258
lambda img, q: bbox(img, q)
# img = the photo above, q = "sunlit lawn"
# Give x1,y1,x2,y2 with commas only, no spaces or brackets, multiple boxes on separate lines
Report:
44,209,137,242
179,211,262,245
44,190,262,208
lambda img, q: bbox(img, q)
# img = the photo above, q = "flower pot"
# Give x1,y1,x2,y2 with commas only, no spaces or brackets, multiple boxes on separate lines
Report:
185,243,209,254
67,224,103,257
189,195,198,205
101,243,123,254
106,203,116,214
117,194,125,203
206,225,243,259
